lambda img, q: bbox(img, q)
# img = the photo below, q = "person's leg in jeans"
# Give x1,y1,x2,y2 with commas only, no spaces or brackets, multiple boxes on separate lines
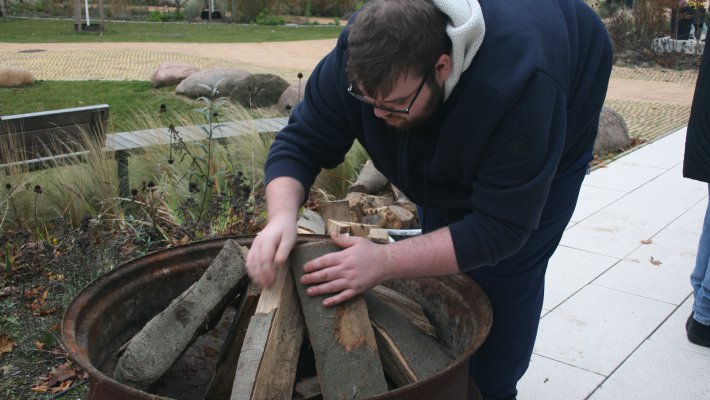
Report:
688,184,710,346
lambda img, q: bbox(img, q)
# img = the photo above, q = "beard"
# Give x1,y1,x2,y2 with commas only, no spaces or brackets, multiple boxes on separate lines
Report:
384,80,444,133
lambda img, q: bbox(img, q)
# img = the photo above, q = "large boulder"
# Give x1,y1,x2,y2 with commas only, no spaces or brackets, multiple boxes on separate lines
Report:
230,73,290,108
277,81,306,115
150,61,200,88
594,106,630,155
0,67,35,88
176,67,250,99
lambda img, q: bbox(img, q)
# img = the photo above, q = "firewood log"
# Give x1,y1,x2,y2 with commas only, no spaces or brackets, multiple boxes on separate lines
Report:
113,240,249,390
290,242,388,400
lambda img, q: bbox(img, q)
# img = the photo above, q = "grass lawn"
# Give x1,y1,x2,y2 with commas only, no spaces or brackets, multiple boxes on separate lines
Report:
0,80,241,132
0,17,343,43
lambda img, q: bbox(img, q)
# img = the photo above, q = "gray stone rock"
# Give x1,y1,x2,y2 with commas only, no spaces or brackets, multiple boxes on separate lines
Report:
150,61,200,88
0,67,35,87
176,67,250,99
229,73,290,108
277,81,306,115
594,106,630,155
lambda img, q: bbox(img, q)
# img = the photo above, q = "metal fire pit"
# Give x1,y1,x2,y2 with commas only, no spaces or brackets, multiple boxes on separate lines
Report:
62,235,492,400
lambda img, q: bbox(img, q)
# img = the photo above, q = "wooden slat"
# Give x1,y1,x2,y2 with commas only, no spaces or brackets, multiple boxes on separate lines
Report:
290,242,388,400
0,104,108,132
230,265,304,400
204,284,260,400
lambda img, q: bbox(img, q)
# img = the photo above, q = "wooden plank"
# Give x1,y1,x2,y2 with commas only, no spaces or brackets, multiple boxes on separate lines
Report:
290,242,387,400
0,104,108,127
204,283,260,400
230,264,304,400
364,291,453,387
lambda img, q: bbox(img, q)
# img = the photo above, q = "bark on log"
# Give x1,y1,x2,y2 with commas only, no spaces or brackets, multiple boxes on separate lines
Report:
291,242,388,400
348,160,389,195
204,284,261,400
230,264,304,400
364,291,453,387
113,240,249,390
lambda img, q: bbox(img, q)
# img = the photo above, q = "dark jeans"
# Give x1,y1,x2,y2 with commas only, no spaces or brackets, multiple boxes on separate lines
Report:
419,156,589,400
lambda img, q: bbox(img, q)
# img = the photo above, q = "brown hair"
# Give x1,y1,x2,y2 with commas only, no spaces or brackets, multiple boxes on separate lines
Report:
346,0,451,99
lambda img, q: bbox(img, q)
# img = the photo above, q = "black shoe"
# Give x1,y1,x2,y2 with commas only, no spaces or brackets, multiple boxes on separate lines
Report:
686,312,694,332
686,313,710,347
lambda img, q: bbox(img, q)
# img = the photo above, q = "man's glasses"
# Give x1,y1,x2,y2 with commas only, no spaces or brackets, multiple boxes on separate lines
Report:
347,73,429,114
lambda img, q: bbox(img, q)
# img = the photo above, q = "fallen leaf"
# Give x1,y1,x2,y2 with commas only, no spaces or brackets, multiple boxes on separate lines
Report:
31,384,49,393
33,340,45,350
49,379,73,394
46,363,77,387
544,378,549,383
0,334,16,356
49,322,61,332
40,289,49,304
650,257,663,266
640,239,653,245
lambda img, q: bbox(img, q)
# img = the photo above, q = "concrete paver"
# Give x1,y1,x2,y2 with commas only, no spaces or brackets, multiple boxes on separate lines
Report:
520,127,710,399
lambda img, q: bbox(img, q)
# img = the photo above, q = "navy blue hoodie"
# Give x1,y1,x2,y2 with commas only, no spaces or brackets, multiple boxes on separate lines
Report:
265,0,612,271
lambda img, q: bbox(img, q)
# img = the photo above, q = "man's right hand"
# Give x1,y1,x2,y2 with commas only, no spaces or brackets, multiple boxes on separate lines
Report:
245,214,298,288
245,177,304,289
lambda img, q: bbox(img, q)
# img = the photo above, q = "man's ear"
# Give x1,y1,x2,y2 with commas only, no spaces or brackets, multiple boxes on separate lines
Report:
434,53,452,83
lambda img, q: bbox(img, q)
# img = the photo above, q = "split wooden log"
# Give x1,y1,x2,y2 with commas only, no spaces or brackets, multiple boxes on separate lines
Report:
367,228,391,244
204,283,261,400
348,160,389,195
298,208,325,234
290,242,388,400
113,240,249,390
326,220,378,238
230,263,305,400
371,285,437,338
327,219,352,235
366,205,414,229
321,200,351,233
364,290,454,387
346,192,394,222
294,376,322,400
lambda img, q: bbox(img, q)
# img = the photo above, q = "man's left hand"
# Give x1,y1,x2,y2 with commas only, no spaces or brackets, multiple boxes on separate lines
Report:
300,231,391,307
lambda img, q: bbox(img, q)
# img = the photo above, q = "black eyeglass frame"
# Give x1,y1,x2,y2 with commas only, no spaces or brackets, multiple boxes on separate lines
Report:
347,72,430,114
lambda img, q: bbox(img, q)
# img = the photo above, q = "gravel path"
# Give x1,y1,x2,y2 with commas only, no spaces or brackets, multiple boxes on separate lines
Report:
0,40,697,142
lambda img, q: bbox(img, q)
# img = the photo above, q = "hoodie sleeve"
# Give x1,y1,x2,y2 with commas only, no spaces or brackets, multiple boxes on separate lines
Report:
264,31,355,197
449,70,568,270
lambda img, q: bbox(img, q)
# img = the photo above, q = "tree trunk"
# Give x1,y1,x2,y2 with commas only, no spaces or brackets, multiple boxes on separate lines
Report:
74,0,82,31
98,0,105,27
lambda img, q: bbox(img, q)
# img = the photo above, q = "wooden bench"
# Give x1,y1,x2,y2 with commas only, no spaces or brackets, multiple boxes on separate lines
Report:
0,106,286,198
0,104,110,169
106,117,288,197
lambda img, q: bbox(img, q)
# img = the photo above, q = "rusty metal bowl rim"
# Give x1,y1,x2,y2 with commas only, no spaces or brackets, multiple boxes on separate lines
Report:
62,234,492,400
